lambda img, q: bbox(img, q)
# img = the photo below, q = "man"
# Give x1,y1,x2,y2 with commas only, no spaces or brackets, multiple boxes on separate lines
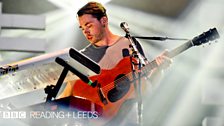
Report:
59,1,172,126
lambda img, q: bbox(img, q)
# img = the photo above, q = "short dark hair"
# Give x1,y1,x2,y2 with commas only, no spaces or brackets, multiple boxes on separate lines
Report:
77,2,107,20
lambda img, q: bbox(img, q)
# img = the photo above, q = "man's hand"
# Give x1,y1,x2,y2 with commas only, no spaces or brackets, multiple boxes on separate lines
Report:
155,49,172,70
145,49,172,85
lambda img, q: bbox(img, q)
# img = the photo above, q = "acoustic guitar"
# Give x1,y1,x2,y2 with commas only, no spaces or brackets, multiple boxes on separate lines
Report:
69,28,219,123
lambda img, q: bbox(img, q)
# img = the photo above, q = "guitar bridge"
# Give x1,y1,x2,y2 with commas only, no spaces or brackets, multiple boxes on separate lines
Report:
97,84,108,105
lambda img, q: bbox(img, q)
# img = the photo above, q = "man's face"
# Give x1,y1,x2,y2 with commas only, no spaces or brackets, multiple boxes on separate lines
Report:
78,14,105,45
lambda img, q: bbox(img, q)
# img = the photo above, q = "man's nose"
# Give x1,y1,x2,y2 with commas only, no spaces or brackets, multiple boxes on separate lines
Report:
84,28,90,34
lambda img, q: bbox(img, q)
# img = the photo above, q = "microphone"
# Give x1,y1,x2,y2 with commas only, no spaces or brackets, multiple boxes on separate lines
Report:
120,22,130,33
69,48,100,74
55,57,97,88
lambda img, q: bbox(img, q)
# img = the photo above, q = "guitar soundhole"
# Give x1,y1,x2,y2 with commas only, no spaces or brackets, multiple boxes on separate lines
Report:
107,74,130,103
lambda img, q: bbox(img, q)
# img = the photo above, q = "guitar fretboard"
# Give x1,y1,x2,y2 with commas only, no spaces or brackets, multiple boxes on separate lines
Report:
142,40,194,74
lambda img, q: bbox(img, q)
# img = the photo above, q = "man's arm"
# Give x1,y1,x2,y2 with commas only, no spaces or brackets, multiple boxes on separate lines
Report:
146,49,172,86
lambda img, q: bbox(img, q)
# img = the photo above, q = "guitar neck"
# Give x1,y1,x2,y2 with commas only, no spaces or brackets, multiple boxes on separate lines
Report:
167,40,193,58
141,27,219,75
144,40,194,72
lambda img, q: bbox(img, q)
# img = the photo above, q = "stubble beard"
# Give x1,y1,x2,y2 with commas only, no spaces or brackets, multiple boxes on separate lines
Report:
91,29,105,45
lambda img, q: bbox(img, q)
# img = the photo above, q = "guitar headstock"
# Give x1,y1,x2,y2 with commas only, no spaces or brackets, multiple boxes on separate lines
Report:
192,28,220,46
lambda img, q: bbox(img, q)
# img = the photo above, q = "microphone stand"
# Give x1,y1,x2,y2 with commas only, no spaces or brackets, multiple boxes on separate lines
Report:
120,22,146,126
44,48,100,105
45,57,97,104
132,36,189,41
120,22,189,126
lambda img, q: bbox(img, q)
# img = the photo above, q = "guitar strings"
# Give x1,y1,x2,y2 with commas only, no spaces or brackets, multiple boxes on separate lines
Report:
101,72,133,92
78,65,153,102
101,62,153,92
88,71,144,101
72,61,155,102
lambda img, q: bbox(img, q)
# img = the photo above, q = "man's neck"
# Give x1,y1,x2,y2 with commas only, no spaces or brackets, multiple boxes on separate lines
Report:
94,30,121,47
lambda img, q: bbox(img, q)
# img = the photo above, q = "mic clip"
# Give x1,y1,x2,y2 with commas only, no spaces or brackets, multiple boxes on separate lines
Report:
120,22,146,66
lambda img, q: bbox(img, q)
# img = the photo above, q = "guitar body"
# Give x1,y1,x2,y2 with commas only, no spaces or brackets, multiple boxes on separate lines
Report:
72,57,137,120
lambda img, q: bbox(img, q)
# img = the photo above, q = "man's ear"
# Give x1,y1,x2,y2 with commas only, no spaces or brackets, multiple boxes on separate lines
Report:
100,16,108,25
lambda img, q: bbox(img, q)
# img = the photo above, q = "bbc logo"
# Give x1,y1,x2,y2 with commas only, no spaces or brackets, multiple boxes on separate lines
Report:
0,111,26,119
